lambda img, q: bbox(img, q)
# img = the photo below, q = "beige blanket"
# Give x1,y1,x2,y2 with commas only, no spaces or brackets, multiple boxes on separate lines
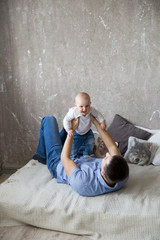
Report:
0,160,160,240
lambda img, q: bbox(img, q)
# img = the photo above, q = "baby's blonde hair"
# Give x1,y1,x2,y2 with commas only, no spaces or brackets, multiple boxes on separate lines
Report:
75,92,91,104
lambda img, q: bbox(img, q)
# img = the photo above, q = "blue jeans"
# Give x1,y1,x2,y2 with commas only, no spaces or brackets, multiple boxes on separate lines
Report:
36,116,65,178
71,130,95,159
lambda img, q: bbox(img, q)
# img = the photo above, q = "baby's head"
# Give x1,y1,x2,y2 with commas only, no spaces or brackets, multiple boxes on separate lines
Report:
75,92,91,116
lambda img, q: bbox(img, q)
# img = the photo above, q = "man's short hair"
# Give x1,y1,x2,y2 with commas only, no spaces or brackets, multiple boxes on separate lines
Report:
104,155,129,183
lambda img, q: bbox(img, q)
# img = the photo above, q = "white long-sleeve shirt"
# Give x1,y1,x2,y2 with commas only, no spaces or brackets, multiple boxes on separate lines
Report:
63,107,105,135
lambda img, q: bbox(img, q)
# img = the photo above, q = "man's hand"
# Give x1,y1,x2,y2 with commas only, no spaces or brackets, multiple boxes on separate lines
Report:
100,120,107,130
67,129,74,137
66,118,79,137
71,118,79,131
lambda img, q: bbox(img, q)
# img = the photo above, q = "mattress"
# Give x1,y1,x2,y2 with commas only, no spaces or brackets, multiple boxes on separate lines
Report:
0,159,160,240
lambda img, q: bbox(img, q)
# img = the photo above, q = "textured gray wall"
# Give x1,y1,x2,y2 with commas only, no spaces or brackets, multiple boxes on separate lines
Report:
0,0,160,171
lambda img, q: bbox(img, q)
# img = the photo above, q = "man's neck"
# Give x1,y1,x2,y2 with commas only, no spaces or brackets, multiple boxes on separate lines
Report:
102,175,115,187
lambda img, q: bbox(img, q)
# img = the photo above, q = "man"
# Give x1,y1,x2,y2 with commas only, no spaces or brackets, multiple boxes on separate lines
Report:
33,115,129,197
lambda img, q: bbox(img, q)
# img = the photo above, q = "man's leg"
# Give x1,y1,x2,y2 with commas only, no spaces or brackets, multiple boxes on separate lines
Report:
59,127,67,145
36,120,46,158
36,115,62,178
33,118,47,164
34,124,67,164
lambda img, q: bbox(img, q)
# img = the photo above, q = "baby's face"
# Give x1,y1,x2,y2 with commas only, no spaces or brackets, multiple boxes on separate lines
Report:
75,97,91,116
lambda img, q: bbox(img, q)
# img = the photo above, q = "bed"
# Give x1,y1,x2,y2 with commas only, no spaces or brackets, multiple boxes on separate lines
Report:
0,114,160,240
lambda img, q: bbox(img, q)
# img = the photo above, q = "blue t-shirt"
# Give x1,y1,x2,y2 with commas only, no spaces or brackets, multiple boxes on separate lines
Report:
57,156,129,197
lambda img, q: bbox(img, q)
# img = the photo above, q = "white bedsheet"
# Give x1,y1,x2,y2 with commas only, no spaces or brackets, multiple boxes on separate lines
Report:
0,160,160,240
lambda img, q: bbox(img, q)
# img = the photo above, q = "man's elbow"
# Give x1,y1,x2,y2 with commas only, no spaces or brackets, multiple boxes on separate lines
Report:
60,153,67,165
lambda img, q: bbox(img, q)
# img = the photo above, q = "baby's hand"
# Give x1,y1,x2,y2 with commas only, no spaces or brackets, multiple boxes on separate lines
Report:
100,120,106,130
67,129,74,137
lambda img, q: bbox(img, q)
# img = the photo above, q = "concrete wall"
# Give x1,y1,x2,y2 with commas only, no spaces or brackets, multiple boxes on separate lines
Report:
0,0,160,171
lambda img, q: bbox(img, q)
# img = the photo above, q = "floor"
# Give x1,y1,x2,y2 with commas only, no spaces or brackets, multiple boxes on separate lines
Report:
0,174,89,240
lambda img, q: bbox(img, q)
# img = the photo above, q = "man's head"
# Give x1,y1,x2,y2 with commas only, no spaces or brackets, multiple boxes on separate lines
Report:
101,153,129,186
75,92,91,116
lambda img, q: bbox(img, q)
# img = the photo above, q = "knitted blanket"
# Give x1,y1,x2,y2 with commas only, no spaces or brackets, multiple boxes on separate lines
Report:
0,160,160,240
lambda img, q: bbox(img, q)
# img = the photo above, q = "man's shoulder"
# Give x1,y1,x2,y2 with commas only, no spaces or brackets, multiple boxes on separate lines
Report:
69,157,101,180
67,165,97,196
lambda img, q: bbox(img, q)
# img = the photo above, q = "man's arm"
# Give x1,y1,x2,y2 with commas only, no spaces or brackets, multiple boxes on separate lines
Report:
91,115,121,157
61,118,79,177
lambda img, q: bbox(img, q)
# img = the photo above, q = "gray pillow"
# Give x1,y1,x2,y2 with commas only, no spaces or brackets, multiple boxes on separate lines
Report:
107,114,152,156
124,136,158,166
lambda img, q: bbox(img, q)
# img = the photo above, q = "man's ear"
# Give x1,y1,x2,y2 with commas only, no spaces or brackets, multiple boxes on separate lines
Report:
101,170,105,177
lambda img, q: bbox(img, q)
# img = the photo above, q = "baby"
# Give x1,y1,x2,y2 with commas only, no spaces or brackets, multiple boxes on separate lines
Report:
63,92,106,159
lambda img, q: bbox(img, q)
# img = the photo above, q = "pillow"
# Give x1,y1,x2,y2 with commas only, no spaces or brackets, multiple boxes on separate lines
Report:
107,114,152,155
148,131,160,165
136,126,159,134
93,131,119,158
93,131,108,158
124,136,159,166
152,147,160,165
148,131,160,145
